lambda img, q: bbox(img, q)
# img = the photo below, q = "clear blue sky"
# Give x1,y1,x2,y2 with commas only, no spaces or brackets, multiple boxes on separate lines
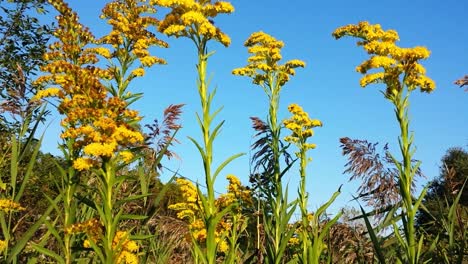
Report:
40,0,468,215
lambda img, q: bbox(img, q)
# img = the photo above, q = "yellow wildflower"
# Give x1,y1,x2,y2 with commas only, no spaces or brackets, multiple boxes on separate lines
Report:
119,151,134,163
283,104,321,157
288,236,300,246
233,32,305,87
0,240,7,251
83,239,92,248
131,68,145,77
33,87,61,100
218,239,229,253
83,142,118,158
92,47,112,58
72,158,94,171
333,21,435,95
117,251,139,264
153,0,234,47
0,199,25,212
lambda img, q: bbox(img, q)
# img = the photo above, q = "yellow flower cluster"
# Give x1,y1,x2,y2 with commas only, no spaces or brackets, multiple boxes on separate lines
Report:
32,87,61,101
169,176,249,253
168,179,209,245
216,174,252,209
64,218,102,244
82,230,139,263
113,231,139,264
99,0,168,69
0,240,7,252
168,178,201,221
232,32,305,86
288,236,300,246
332,21,435,95
0,199,25,213
152,0,234,46
35,0,146,171
72,157,95,171
283,104,322,151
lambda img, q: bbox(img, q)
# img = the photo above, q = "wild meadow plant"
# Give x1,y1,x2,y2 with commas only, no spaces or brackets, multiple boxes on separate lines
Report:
0,78,53,263
153,0,244,263
33,0,167,262
233,32,307,264
3,0,461,262
333,21,436,263
168,175,252,263
283,104,342,264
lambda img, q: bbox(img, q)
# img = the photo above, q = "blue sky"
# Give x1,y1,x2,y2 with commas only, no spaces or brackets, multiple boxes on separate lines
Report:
40,0,467,215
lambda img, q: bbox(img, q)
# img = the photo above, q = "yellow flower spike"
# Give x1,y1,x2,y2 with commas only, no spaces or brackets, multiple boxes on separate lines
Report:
218,240,229,253
233,32,305,87
283,103,321,153
334,23,437,263
333,21,435,95
72,157,94,171
0,240,7,252
154,0,234,47
32,87,61,101
119,151,134,163
130,68,145,77
83,240,92,248
0,199,25,213
285,59,306,68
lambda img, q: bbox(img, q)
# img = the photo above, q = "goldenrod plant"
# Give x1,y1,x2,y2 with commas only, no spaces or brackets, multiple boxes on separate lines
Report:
34,0,167,262
283,103,342,264
233,32,305,264
33,1,103,261
333,21,436,264
169,175,252,262
3,0,465,262
153,1,243,263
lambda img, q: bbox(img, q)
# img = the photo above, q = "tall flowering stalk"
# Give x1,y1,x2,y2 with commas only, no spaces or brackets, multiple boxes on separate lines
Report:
35,0,167,262
233,32,305,264
169,175,252,262
333,21,435,264
33,1,105,261
283,104,341,263
152,1,242,263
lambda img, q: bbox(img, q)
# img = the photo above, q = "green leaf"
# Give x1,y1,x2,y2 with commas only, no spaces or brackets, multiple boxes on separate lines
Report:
207,120,225,147
130,234,154,240
416,233,425,263
209,106,223,124
10,135,18,192
30,244,65,264
316,186,341,217
116,194,151,206
360,205,386,264
212,153,244,183
8,194,62,263
75,194,97,210
44,219,63,247
188,136,207,162
120,214,149,220
146,173,176,222
413,186,428,212
319,211,342,241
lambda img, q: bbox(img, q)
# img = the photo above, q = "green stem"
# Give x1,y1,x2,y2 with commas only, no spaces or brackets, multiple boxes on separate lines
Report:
63,142,77,264
64,180,76,264
103,161,115,264
298,147,310,263
266,73,288,264
393,90,416,264
197,42,216,264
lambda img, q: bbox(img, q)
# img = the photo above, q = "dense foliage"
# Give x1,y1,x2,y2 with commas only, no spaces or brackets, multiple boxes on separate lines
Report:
0,0,466,263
